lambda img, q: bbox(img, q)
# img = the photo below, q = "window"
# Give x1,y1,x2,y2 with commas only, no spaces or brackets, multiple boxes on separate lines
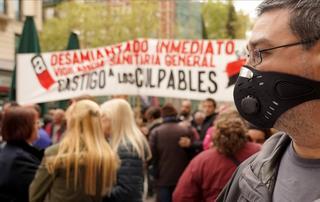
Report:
0,0,6,14
13,0,22,20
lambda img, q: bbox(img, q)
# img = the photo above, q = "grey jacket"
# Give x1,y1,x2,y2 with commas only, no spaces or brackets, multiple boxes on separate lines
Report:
217,132,291,202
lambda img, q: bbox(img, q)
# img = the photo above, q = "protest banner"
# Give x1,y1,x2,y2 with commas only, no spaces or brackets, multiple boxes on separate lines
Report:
17,39,247,104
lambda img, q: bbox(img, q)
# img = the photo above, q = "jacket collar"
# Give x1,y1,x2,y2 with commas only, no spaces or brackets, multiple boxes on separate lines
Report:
239,133,291,202
238,132,291,201
251,132,291,188
204,112,218,121
162,116,180,123
7,140,44,160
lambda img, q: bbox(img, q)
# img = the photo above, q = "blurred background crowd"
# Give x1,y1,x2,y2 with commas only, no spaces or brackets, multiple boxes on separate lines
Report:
0,95,275,202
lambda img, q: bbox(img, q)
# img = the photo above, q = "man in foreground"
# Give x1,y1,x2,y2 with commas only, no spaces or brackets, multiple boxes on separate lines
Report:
218,0,320,201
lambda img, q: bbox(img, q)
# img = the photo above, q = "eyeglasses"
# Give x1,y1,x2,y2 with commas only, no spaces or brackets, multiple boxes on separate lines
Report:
246,38,319,67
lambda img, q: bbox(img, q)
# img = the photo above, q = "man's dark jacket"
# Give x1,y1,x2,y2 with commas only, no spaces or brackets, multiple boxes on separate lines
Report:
200,112,218,140
149,117,194,186
217,132,291,202
0,141,43,202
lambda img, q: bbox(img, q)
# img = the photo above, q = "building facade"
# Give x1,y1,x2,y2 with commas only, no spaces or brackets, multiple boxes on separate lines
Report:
0,0,42,104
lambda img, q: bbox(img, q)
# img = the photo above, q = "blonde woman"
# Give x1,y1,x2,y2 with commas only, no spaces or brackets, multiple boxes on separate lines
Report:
100,99,152,202
29,100,119,202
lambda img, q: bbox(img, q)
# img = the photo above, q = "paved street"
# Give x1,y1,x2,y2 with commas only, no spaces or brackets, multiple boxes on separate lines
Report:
144,196,156,202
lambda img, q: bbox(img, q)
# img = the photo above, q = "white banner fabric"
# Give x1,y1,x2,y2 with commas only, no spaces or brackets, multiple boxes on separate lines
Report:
17,39,247,104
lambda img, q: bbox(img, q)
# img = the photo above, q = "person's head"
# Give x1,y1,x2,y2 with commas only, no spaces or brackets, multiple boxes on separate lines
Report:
69,94,94,106
100,99,151,161
247,124,272,144
140,106,150,123
25,104,41,119
2,101,19,112
48,109,56,117
180,100,192,117
46,100,119,195
161,103,178,118
235,0,320,145
53,109,65,124
202,98,216,117
145,106,161,123
64,100,101,137
193,111,205,126
43,114,53,129
1,107,38,144
213,110,248,156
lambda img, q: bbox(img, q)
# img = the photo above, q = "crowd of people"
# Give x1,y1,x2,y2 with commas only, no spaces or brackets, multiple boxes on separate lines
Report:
0,96,266,202
1,0,319,201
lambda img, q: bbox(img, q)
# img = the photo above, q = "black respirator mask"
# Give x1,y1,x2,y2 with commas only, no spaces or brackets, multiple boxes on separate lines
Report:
233,65,320,128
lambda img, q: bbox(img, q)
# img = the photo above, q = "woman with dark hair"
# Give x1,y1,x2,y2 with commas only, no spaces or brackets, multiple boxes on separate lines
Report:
0,107,43,202
173,110,261,202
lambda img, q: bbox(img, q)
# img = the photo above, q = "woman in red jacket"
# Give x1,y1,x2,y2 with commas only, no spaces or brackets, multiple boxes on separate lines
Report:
173,110,261,202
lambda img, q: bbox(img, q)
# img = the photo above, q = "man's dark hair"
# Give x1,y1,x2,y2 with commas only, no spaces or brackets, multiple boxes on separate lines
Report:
145,106,161,120
204,98,217,109
1,107,37,142
257,0,320,48
161,103,178,118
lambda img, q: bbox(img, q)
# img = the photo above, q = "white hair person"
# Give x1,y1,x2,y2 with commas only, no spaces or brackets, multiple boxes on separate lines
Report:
100,99,151,161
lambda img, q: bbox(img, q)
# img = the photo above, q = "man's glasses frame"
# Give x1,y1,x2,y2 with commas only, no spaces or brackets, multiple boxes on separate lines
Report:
247,37,320,67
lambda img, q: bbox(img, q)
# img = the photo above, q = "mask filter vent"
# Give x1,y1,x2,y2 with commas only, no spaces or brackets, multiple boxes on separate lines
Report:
241,96,260,115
